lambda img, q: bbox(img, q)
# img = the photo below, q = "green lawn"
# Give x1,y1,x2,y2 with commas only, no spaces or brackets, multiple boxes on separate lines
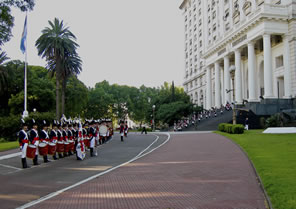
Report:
0,141,19,152
216,130,296,209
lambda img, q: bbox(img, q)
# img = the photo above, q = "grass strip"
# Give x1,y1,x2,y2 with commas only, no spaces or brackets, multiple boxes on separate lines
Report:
0,141,19,152
215,130,296,209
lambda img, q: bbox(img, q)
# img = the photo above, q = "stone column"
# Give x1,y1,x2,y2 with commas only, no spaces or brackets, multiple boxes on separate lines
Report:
263,34,274,98
206,67,212,109
248,42,257,101
224,56,230,104
221,68,225,105
235,50,243,104
283,35,291,98
215,62,221,108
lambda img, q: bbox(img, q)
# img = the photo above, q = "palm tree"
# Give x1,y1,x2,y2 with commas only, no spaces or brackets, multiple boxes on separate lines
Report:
61,52,82,115
35,18,79,119
0,51,9,94
48,52,82,115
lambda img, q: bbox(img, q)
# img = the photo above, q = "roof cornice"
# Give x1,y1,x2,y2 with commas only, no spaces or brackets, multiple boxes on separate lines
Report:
179,0,188,10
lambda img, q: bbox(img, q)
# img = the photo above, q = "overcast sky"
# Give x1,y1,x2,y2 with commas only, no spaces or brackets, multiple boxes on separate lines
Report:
2,0,185,88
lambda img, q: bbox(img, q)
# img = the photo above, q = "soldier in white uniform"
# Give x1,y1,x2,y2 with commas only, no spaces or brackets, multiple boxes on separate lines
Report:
19,119,30,168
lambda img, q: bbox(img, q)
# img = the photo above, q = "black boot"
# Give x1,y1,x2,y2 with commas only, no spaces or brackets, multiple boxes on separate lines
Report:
53,153,58,160
121,136,123,141
59,153,64,158
43,155,50,163
64,152,68,157
90,148,94,157
33,155,39,165
68,151,73,156
21,158,30,168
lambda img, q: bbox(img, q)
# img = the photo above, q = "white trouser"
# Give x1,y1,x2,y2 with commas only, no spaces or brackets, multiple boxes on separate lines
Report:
90,137,95,148
34,141,39,155
21,143,28,158
121,133,124,137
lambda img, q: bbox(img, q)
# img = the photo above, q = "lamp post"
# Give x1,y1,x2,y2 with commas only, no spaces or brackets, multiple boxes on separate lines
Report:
152,105,155,132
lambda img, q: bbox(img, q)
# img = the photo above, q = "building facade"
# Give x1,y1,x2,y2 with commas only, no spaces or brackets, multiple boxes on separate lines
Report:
180,0,296,110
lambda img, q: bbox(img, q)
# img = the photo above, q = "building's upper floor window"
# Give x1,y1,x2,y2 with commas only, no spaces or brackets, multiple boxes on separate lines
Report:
276,55,284,68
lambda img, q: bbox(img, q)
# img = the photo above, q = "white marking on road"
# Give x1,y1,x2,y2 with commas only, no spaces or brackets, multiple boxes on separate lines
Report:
15,133,170,209
0,152,21,161
0,163,22,171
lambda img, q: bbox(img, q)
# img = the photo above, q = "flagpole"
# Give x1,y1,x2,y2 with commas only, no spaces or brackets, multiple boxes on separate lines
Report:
22,12,28,119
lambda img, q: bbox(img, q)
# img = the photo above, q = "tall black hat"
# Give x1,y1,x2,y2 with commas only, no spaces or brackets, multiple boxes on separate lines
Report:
41,120,48,128
57,121,62,128
52,120,57,127
31,119,37,126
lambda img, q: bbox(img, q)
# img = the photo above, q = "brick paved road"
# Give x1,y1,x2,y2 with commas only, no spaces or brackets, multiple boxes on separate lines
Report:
26,133,267,209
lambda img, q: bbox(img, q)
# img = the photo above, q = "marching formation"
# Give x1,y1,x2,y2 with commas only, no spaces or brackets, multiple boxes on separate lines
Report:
18,117,114,169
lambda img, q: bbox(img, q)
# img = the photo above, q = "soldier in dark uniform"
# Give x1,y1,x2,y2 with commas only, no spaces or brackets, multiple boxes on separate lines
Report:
49,120,58,160
39,120,50,163
19,119,30,168
119,121,125,142
67,122,73,156
72,122,78,154
57,122,64,158
29,119,40,166
82,121,89,150
88,120,96,157
62,123,68,157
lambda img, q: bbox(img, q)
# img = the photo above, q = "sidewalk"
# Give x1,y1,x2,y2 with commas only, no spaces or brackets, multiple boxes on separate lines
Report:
28,133,267,209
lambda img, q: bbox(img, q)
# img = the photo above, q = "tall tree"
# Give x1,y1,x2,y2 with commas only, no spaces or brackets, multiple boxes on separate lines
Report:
35,18,79,119
61,52,82,115
0,0,34,47
0,51,9,94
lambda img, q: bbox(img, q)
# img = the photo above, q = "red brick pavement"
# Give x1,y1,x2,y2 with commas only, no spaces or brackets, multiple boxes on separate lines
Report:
28,133,268,209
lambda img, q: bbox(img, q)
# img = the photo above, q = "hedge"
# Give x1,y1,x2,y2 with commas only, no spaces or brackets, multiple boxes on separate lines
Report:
218,123,244,134
0,112,55,141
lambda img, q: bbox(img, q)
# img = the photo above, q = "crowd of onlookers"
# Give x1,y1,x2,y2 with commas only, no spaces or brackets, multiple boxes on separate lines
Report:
173,102,233,131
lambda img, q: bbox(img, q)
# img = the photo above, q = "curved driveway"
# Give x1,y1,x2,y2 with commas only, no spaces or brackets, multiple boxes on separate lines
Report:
13,132,269,209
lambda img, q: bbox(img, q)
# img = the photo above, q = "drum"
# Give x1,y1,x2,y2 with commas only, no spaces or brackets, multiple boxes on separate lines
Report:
38,143,49,156
48,143,56,155
84,139,90,148
26,144,37,159
57,141,64,153
99,125,108,136
64,142,70,153
69,140,75,151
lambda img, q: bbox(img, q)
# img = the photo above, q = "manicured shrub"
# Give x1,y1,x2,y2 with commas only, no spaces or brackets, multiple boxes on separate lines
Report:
218,123,226,132
225,124,233,134
218,123,244,134
232,124,245,134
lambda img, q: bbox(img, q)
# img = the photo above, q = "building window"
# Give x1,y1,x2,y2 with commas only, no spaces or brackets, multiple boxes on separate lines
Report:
276,55,284,68
213,24,216,32
199,40,202,47
212,11,216,19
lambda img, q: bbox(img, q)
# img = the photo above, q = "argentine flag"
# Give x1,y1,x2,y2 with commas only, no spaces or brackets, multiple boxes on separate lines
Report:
20,15,27,54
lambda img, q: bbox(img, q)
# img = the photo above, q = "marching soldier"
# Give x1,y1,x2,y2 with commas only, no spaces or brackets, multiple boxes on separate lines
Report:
57,122,64,158
119,121,125,142
82,121,89,150
39,120,50,163
67,122,74,156
19,119,30,168
62,123,69,157
88,120,96,157
29,119,40,166
49,121,58,160
124,121,129,137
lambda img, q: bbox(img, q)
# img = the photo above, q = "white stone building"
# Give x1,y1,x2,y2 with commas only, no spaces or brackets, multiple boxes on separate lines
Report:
180,0,296,111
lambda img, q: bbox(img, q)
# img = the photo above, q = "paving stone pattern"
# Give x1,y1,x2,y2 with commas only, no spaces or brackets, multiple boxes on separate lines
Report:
29,133,267,209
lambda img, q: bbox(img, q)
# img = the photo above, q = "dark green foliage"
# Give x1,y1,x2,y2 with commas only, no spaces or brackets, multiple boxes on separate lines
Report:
266,113,283,128
218,123,244,134
0,0,35,46
218,123,226,132
232,124,245,134
0,112,55,141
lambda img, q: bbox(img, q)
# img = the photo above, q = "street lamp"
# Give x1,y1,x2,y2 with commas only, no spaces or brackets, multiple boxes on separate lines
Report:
152,105,156,132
